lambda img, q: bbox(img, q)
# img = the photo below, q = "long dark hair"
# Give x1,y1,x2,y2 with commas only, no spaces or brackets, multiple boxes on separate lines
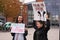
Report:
15,15,24,23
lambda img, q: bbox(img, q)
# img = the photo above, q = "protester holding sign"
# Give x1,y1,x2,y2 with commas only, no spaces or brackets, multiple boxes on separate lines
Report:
11,15,28,40
32,2,47,30
32,2,50,40
33,6,47,30
33,21,49,40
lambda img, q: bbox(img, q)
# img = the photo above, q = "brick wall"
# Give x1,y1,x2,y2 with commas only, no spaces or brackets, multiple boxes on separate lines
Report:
36,0,43,2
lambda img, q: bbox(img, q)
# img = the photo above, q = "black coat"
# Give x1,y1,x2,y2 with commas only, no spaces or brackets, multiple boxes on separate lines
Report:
33,27,48,40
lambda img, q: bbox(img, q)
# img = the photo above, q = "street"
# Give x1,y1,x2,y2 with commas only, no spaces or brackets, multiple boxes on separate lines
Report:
0,27,59,40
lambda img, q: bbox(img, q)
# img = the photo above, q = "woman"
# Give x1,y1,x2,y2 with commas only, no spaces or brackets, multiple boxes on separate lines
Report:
33,11,50,40
33,21,49,40
11,15,28,40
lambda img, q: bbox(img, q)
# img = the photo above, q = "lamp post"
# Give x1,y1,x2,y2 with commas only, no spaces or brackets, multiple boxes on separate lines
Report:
19,0,24,15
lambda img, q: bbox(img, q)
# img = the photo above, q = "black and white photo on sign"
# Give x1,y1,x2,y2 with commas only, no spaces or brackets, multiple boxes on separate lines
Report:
32,2,47,21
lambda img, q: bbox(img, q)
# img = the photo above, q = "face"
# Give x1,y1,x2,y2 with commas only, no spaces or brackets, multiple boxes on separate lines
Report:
36,22,43,28
18,16,23,23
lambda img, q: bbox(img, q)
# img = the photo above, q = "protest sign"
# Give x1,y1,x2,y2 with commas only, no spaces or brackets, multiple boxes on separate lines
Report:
32,2,47,21
11,23,25,33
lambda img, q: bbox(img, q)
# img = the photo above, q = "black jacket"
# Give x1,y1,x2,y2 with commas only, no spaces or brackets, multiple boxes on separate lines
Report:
33,27,49,40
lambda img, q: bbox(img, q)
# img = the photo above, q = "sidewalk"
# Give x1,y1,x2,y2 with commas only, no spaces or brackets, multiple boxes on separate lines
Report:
0,28,59,40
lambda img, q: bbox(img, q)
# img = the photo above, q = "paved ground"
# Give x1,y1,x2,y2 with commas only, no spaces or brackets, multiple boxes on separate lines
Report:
0,27,59,40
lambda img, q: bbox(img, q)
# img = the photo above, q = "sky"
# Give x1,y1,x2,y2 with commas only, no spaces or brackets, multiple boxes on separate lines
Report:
19,0,36,3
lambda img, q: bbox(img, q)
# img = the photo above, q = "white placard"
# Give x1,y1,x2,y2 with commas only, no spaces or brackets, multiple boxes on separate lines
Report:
32,2,47,21
11,23,25,33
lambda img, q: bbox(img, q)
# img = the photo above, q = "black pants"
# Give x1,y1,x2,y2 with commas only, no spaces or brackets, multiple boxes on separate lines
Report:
11,33,15,40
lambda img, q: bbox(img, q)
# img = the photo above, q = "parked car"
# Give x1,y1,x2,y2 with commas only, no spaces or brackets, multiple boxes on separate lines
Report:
3,22,11,31
0,20,4,27
27,22,33,28
50,15,59,26
0,15,6,27
51,20,59,26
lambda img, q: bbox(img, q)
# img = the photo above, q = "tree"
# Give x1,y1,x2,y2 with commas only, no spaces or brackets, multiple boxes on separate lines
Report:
1,0,20,17
0,0,4,13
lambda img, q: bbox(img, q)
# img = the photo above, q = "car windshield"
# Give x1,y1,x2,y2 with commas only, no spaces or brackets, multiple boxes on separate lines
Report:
0,20,3,23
